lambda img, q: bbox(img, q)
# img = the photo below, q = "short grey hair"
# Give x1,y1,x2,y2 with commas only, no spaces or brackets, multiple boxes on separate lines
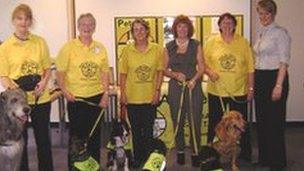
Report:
77,13,96,30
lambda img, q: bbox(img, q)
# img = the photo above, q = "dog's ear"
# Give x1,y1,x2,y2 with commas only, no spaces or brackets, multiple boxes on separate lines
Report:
0,91,10,132
110,137,116,145
121,119,130,133
0,91,7,115
215,118,229,141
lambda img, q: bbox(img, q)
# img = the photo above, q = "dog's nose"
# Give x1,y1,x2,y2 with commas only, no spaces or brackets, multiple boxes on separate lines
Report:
23,107,31,115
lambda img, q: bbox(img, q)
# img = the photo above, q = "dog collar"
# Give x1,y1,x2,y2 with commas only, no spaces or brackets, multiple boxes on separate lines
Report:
0,134,22,146
0,142,12,146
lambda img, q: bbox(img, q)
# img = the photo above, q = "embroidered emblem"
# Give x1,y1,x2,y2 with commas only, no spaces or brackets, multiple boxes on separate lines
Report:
79,61,98,78
135,64,151,82
219,54,236,70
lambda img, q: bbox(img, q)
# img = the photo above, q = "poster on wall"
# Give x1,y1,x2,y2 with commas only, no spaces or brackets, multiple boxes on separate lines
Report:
201,15,243,44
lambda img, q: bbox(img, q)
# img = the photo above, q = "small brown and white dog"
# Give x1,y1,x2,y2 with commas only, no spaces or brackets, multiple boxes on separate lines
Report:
0,89,30,171
199,110,246,171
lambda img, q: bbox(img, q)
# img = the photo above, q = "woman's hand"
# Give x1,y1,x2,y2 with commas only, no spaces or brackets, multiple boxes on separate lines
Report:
33,79,47,97
99,92,109,108
209,71,219,82
187,79,196,90
151,90,161,105
120,91,127,105
62,89,76,102
174,72,186,83
0,77,18,89
247,89,254,101
272,85,282,101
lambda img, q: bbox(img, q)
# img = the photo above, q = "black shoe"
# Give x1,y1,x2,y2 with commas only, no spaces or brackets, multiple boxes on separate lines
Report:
177,151,185,165
252,161,268,167
191,155,200,167
270,166,284,171
130,160,141,169
238,154,252,162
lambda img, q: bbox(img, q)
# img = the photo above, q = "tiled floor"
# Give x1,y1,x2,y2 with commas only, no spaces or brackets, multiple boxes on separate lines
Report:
27,125,304,171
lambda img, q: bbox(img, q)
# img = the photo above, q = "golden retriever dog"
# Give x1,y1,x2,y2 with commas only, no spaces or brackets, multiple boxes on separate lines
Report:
210,110,246,171
0,89,31,171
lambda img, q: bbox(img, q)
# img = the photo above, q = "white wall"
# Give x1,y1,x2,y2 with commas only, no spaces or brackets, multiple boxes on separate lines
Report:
75,0,251,68
0,0,68,57
252,0,304,121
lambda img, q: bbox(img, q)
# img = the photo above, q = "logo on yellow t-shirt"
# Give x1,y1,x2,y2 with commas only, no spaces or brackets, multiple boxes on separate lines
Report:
135,64,151,82
219,54,236,71
21,60,39,75
79,61,98,78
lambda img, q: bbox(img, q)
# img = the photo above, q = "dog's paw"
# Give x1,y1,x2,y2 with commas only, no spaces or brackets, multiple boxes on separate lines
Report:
108,166,118,171
232,164,240,171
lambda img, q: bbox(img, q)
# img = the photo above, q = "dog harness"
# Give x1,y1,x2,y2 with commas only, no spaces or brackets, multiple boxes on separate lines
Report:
143,152,166,171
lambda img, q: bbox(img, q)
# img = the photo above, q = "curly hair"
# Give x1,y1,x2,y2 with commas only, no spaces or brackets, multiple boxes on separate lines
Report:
171,15,194,38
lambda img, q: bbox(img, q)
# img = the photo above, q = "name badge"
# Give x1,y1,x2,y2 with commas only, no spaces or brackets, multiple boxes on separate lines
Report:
93,46,100,54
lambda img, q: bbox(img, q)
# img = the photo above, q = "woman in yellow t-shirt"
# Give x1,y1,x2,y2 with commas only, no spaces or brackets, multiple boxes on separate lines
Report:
204,13,254,162
0,4,53,171
56,13,109,170
119,19,164,168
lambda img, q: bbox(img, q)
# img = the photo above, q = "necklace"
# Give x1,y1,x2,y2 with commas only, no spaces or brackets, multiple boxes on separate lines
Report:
14,33,29,41
176,39,189,48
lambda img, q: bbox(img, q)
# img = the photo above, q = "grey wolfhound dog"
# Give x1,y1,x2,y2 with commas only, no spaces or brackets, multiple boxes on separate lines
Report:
0,88,31,171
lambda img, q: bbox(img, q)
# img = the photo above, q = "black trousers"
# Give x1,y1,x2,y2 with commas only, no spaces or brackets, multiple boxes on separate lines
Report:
67,94,103,170
127,104,156,165
20,102,53,171
207,93,252,157
255,69,289,168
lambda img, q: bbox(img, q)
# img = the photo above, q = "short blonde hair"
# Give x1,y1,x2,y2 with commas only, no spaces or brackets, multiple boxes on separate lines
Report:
12,4,33,21
77,13,96,30
257,0,277,17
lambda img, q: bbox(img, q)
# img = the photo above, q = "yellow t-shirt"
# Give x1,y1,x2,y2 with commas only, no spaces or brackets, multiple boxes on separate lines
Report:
55,38,109,97
0,33,51,104
119,42,164,104
204,34,254,96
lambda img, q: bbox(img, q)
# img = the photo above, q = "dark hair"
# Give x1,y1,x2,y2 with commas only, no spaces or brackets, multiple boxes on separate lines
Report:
257,0,277,17
172,15,194,38
131,18,150,38
217,12,237,33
